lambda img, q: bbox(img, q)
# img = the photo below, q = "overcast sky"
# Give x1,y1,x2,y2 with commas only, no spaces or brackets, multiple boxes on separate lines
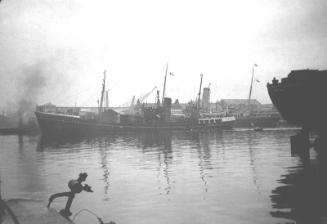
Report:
1,0,327,108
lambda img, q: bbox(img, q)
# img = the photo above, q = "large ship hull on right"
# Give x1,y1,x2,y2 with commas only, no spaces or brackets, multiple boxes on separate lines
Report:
267,69,327,136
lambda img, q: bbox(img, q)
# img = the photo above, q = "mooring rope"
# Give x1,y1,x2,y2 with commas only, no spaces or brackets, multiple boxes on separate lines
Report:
73,208,104,223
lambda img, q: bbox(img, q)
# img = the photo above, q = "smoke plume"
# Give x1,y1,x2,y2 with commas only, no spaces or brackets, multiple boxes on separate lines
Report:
15,61,47,116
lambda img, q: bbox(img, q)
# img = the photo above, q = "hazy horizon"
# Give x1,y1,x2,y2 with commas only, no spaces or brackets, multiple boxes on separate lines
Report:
1,0,327,110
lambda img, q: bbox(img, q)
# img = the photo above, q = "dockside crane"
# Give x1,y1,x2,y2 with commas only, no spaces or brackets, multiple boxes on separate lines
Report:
128,95,136,113
138,86,157,104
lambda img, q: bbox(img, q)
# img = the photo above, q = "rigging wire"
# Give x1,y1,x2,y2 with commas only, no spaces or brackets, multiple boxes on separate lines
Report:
0,169,20,224
0,199,21,224
72,208,104,224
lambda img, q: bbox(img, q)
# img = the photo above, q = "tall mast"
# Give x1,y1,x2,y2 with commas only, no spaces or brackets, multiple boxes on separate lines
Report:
162,63,168,104
248,64,257,113
105,90,109,108
99,70,106,113
197,73,203,110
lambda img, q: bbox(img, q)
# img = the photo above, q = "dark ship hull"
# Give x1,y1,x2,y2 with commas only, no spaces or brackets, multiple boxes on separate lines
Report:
234,115,280,128
35,112,235,137
267,69,327,135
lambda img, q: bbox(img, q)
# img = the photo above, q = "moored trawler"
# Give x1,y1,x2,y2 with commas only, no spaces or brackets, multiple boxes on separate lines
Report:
35,100,235,136
35,71,235,136
267,69,327,136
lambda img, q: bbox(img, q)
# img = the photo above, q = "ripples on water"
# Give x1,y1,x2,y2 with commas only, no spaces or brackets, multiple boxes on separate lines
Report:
1,128,326,224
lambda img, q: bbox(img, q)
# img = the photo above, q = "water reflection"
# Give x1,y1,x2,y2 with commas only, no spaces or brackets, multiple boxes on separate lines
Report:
36,134,119,152
1,135,46,198
136,131,172,150
18,134,23,152
136,131,173,195
270,147,327,223
98,140,111,200
197,133,214,194
2,129,312,224
246,132,263,195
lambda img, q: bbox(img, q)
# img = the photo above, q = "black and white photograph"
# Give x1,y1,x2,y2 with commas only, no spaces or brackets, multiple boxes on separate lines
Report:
1,0,327,223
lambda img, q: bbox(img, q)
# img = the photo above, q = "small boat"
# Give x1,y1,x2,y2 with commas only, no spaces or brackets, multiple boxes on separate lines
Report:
253,126,263,131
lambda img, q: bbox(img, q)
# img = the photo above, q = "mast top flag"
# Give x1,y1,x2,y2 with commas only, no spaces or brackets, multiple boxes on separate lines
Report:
162,63,175,103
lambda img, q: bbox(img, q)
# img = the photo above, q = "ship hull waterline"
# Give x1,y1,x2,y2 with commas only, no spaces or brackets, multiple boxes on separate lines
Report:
268,84,327,135
267,69,327,136
35,112,234,137
234,116,280,128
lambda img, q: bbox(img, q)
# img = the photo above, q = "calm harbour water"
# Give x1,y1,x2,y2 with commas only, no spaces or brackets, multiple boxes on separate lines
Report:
1,128,327,224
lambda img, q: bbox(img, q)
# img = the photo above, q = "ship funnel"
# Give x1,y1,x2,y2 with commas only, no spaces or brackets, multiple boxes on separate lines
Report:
163,97,172,122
